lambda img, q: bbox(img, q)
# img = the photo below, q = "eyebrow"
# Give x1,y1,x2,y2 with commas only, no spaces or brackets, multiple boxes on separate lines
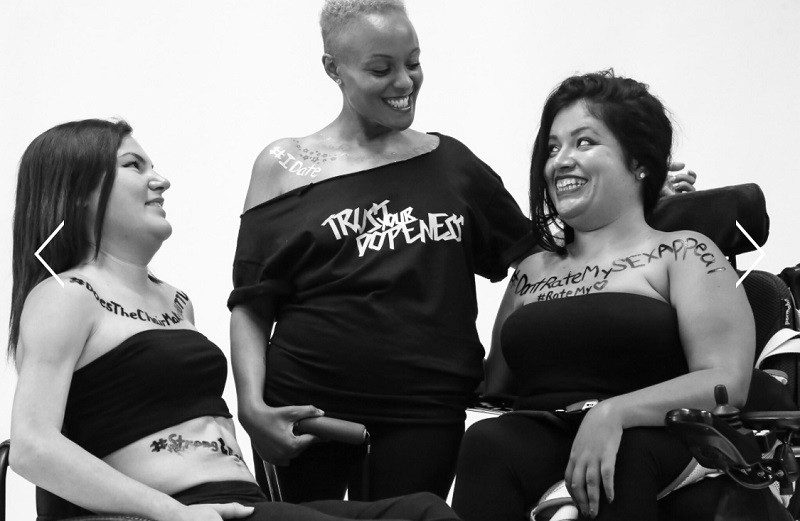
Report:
118,152,153,168
549,126,597,140
366,48,421,60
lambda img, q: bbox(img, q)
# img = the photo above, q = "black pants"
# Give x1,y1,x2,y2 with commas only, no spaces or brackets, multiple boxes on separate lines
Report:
173,480,461,521
451,414,693,521
256,422,464,502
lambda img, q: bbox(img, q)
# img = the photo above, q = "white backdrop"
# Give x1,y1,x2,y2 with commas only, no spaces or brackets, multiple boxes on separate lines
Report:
1,1,799,518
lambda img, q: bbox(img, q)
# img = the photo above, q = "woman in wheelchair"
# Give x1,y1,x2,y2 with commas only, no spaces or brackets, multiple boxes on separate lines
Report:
7,119,460,521
451,71,758,521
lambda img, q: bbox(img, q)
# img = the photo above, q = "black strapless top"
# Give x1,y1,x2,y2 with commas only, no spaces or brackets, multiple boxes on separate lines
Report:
63,329,231,458
502,293,689,411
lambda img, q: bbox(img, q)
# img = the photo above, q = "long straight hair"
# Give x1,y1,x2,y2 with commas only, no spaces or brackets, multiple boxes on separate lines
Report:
9,119,133,361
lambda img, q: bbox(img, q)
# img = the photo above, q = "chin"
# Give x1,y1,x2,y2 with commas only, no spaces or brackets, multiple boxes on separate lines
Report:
154,223,173,242
394,120,414,132
554,202,584,221
384,104,416,129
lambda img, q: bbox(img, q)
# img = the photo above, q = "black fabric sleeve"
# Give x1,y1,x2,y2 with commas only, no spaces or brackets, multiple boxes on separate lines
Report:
228,262,294,311
227,211,297,311
474,178,536,282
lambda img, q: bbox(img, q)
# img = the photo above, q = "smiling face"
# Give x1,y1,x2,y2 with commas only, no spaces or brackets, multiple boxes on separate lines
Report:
333,10,422,133
545,100,643,230
89,135,172,247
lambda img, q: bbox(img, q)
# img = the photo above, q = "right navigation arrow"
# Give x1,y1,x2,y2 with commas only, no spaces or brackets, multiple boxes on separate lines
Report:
735,220,766,288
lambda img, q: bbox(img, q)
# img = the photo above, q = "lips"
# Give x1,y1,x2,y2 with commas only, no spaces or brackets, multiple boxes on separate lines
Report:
384,95,412,110
554,176,587,194
145,197,164,208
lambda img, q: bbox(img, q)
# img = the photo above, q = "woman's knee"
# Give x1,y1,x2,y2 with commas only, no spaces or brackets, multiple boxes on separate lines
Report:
458,418,508,466
615,428,691,482
384,492,459,520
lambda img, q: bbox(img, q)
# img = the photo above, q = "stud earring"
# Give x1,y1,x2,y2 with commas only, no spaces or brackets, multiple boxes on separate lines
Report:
335,78,342,85
638,171,647,180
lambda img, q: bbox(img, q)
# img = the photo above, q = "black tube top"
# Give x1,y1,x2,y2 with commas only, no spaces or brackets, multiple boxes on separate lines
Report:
502,293,689,411
64,329,232,458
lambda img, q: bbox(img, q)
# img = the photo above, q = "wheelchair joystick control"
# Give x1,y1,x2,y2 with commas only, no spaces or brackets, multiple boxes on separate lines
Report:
711,384,743,431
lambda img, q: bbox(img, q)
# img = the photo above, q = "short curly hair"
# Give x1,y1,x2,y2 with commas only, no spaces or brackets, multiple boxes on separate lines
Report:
530,70,673,254
320,0,408,55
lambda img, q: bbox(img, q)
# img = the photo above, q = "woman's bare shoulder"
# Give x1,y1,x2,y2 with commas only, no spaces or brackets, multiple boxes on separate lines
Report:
516,248,561,273
403,128,440,149
243,137,300,211
17,273,100,364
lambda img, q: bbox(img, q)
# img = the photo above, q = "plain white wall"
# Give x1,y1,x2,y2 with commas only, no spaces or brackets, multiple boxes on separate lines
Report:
1,1,799,518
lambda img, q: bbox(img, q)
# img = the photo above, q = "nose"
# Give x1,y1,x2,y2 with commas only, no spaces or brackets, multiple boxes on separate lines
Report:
551,146,576,172
148,171,171,192
394,68,414,91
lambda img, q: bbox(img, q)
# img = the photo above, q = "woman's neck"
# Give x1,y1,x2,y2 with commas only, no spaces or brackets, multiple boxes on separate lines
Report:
329,108,408,145
79,248,155,289
568,208,651,260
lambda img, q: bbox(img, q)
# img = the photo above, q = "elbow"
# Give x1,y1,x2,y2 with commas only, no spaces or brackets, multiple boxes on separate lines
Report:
724,369,752,409
9,423,59,483
8,435,41,481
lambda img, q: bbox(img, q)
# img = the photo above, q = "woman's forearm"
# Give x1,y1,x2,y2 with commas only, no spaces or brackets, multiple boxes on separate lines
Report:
230,303,275,413
604,367,751,430
10,426,184,520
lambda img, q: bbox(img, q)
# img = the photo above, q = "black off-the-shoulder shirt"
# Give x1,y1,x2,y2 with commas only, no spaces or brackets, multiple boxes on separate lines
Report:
229,133,533,425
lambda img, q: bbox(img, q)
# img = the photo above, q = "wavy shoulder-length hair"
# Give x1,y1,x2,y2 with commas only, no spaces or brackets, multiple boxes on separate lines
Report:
529,70,673,254
9,119,133,361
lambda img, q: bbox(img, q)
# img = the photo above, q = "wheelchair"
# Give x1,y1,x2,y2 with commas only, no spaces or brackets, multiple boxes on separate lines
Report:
469,183,800,520
2,184,799,520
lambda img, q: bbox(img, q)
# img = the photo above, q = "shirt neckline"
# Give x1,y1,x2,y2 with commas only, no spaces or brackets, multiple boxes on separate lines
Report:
242,132,445,216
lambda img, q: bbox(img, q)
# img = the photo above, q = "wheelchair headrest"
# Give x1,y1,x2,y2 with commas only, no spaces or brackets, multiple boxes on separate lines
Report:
647,183,769,257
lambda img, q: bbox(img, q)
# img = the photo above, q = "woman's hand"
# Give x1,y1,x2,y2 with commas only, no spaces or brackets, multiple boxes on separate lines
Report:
564,402,623,519
239,402,323,465
176,503,254,521
660,162,697,197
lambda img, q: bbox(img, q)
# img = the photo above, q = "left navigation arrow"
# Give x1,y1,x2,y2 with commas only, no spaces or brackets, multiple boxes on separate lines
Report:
34,221,65,287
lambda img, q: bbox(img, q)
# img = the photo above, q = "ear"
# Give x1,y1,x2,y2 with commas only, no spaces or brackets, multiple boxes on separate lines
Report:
322,53,340,84
630,158,646,176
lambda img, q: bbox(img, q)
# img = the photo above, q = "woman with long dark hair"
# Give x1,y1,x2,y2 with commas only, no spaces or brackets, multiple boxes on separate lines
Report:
452,71,754,521
8,118,460,521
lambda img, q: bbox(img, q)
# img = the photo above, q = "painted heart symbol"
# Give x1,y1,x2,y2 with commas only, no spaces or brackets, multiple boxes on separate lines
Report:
593,280,608,291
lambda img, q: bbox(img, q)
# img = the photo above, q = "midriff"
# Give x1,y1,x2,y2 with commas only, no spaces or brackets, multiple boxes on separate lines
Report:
102,415,255,495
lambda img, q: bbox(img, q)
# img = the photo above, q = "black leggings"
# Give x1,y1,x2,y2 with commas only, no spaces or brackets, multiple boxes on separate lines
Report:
451,414,693,521
172,480,461,521
255,422,464,502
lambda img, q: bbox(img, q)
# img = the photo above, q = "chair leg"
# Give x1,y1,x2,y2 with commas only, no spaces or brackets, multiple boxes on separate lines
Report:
263,461,284,502
1,440,10,521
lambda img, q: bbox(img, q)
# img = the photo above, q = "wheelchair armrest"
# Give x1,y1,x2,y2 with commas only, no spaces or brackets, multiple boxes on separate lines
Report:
740,411,800,432
665,408,763,468
468,394,515,415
